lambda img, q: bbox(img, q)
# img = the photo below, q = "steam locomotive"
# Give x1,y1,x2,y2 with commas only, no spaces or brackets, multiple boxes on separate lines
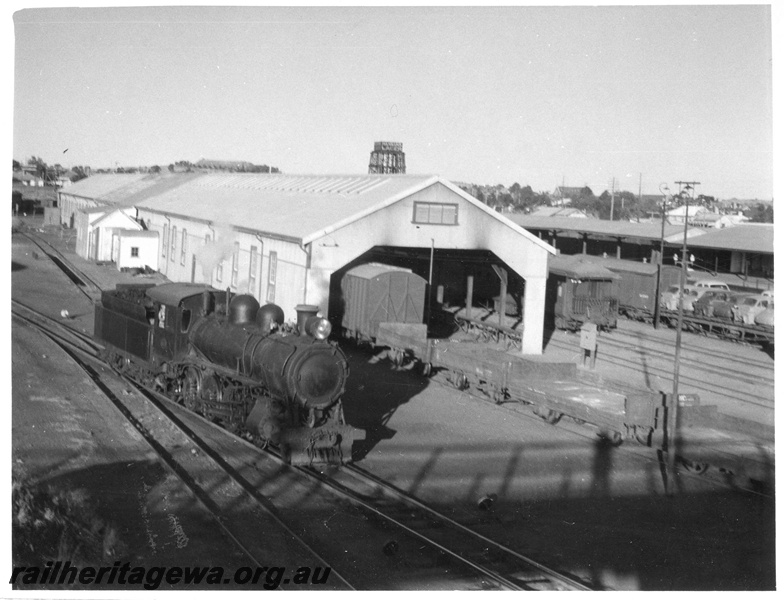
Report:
94,282,361,465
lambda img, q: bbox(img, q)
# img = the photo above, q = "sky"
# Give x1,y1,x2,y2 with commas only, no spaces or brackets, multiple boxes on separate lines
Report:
8,2,778,200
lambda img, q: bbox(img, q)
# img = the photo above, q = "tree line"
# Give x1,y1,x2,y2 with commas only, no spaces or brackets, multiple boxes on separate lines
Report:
468,181,772,223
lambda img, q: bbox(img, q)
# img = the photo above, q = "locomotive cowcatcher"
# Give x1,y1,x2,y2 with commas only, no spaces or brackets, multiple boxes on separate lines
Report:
94,282,361,465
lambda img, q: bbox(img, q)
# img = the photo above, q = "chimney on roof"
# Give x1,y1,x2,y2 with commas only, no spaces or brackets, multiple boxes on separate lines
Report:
368,141,406,174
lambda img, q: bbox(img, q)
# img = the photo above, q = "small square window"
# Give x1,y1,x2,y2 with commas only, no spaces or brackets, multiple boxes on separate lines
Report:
131,247,139,257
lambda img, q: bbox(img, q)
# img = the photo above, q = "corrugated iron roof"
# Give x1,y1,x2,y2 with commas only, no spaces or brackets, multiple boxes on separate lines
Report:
131,173,438,241
684,224,774,253
59,173,152,202
508,214,685,240
508,214,772,254
579,254,659,275
548,254,619,280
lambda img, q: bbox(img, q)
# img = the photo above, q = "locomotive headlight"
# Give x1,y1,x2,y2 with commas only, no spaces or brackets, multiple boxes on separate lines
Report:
305,316,332,340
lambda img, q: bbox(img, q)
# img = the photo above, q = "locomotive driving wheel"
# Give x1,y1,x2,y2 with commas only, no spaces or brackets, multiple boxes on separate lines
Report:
181,367,201,411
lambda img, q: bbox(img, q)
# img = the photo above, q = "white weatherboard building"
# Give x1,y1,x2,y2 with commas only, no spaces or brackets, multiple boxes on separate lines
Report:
62,173,556,354
75,207,141,262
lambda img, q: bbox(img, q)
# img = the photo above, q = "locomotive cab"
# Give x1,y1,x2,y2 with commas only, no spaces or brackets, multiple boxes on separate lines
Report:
145,283,226,367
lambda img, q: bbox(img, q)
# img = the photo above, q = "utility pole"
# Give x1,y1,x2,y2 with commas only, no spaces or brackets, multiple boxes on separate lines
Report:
561,176,566,207
653,183,670,330
610,177,616,221
638,173,643,221
666,180,700,495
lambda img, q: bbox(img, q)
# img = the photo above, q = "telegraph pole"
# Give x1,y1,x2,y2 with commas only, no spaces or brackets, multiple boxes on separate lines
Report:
653,183,670,330
666,180,700,495
610,177,616,221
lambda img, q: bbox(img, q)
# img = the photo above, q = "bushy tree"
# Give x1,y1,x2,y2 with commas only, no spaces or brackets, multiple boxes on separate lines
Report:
71,166,89,182
745,203,773,223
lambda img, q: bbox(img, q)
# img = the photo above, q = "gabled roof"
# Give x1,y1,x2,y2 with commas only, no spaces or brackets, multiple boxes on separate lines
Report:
554,186,589,197
92,209,141,228
92,172,553,253
692,212,723,222
59,173,151,202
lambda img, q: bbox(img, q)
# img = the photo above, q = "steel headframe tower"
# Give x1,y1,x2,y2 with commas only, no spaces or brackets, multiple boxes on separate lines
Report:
368,141,406,174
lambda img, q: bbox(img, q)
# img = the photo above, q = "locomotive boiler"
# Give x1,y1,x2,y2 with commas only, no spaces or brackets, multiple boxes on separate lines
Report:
94,282,360,465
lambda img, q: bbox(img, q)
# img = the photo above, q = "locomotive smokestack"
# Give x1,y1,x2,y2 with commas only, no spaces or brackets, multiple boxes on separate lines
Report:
295,304,320,336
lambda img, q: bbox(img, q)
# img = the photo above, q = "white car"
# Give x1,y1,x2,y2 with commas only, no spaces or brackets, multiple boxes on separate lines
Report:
661,285,703,312
691,279,730,292
737,295,773,325
755,303,774,328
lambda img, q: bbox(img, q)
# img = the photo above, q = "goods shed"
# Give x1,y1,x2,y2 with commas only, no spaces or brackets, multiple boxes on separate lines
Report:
64,172,556,354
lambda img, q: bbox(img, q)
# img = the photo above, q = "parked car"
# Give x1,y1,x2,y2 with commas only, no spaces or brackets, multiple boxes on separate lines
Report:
691,279,731,292
661,285,703,312
712,293,754,321
755,302,774,328
761,290,774,300
692,290,733,317
737,295,773,325
661,285,683,311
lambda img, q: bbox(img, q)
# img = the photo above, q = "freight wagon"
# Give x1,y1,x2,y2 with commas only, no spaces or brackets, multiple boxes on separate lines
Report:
579,255,682,321
546,254,620,330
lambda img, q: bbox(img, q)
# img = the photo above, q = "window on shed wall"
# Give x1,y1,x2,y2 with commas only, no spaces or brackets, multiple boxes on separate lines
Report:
180,229,188,265
266,251,277,303
131,247,139,257
249,246,258,297
231,242,240,288
412,202,459,225
170,226,177,262
162,224,169,258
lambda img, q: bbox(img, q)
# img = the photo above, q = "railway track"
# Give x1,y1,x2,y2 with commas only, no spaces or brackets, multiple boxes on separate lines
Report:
606,322,774,386
423,366,774,499
20,231,103,302
308,463,593,590
12,301,595,590
12,304,354,590
453,309,773,390
547,333,774,416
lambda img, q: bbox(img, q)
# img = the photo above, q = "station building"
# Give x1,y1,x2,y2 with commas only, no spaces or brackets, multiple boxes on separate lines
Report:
59,172,555,355
507,214,774,291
